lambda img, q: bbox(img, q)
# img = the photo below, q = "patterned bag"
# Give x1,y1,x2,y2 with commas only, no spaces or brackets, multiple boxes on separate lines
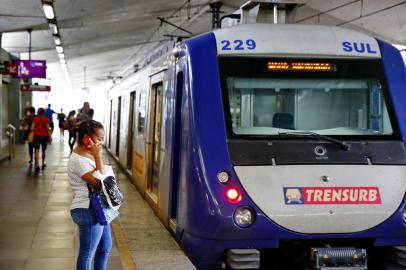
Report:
100,176,123,211
93,171,123,211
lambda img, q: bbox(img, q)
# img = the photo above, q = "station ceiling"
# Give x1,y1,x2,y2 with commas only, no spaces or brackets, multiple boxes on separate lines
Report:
1,0,405,93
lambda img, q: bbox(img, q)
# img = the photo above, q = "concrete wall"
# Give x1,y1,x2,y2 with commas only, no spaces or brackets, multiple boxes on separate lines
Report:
0,74,9,161
0,47,31,161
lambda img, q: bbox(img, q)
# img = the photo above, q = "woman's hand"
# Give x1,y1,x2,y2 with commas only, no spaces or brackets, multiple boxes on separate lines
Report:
89,138,102,158
89,137,105,174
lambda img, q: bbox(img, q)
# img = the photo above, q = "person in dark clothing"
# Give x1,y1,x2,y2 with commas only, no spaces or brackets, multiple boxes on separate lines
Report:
89,109,94,119
67,110,78,153
77,102,92,124
23,107,36,164
57,109,67,141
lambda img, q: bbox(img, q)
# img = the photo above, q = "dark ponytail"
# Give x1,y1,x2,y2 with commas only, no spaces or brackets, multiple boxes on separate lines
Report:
77,120,104,145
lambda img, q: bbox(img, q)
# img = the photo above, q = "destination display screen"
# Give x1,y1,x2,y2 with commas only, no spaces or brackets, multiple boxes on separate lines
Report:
267,61,336,72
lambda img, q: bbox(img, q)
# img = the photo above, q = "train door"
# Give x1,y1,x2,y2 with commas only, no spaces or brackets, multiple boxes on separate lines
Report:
146,83,163,203
108,99,112,149
169,71,184,231
127,91,136,171
116,96,122,157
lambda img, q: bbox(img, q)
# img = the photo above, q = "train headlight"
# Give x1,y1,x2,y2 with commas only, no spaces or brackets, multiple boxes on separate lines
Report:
217,171,230,184
234,206,255,227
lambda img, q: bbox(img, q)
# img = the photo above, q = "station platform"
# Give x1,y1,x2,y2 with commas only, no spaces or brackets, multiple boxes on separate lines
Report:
0,140,195,270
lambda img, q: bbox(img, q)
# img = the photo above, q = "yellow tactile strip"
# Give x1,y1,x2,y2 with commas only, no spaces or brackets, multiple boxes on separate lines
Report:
111,219,138,270
15,155,29,171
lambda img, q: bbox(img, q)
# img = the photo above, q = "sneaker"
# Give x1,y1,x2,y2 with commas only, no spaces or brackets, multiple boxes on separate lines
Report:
41,164,46,169
28,159,32,164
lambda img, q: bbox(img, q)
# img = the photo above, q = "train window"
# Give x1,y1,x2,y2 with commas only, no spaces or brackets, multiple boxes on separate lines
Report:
116,96,122,156
108,99,112,148
138,92,146,133
220,58,397,138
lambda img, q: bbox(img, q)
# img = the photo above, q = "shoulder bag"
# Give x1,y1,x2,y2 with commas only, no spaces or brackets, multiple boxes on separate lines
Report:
88,182,119,225
27,131,34,143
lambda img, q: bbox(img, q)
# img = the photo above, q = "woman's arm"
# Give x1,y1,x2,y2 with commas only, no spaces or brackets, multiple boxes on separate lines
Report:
81,169,98,186
80,157,105,186
94,152,105,174
80,139,105,186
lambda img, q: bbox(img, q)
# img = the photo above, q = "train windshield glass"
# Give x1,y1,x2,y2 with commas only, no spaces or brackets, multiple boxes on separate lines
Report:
219,58,396,138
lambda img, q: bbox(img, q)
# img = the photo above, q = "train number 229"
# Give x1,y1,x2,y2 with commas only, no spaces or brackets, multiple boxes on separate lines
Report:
221,39,256,51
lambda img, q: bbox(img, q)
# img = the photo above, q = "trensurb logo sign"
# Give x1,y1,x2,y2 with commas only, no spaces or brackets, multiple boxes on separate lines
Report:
283,187,382,205
284,188,304,204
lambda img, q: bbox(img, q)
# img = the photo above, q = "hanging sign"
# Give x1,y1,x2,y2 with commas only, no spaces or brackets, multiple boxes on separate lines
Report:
6,63,18,76
0,61,18,76
20,84,51,92
12,60,46,78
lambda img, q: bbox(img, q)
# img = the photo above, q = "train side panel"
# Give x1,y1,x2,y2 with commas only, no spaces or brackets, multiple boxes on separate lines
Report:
105,54,178,227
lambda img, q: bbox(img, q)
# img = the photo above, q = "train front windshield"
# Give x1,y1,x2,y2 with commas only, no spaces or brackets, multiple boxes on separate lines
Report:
219,58,397,138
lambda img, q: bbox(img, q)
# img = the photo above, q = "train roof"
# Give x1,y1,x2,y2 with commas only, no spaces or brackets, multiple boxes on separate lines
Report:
212,24,381,59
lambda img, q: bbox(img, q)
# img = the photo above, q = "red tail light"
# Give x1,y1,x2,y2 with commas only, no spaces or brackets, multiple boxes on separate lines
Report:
227,188,242,203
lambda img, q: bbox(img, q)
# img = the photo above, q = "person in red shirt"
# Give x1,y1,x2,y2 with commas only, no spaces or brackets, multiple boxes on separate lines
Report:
31,108,52,171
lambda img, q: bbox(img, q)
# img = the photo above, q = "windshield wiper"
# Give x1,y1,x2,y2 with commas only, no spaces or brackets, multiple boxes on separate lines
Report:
278,131,350,151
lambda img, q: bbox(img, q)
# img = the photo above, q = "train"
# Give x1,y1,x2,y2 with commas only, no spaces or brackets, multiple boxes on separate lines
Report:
103,21,406,269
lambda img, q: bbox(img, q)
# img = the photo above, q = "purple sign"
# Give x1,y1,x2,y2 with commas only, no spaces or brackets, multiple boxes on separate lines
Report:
12,60,46,78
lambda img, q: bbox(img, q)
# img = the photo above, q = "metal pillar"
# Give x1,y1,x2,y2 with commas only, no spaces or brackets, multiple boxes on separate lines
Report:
27,28,32,60
209,2,223,29
273,4,278,24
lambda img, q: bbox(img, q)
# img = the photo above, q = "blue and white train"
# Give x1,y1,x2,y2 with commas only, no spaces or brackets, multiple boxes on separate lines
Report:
104,22,406,269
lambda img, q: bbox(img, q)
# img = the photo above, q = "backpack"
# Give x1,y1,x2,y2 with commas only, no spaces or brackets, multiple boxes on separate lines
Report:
62,120,69,130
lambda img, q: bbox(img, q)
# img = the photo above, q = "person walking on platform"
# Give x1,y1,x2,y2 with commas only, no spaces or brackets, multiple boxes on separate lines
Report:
57,109,66,141
68,120,112,270
77,102,92,124
67,110,78,153
23,106,36,164
31,108,52,171
45,104,56,135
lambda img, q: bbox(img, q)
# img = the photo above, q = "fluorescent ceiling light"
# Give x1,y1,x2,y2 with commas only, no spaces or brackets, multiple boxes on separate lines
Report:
49,23,58,35
43,4,55,20
54,37,61,46
58,53,65,59
60,59,66,65
56,46,63,53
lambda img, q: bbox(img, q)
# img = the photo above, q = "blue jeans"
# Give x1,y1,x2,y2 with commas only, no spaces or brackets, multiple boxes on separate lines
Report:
71,208,112,270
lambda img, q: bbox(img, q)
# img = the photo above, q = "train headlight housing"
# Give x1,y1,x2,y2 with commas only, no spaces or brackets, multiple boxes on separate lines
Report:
217,171,230,184
234,206,255,227
402,207,406,223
